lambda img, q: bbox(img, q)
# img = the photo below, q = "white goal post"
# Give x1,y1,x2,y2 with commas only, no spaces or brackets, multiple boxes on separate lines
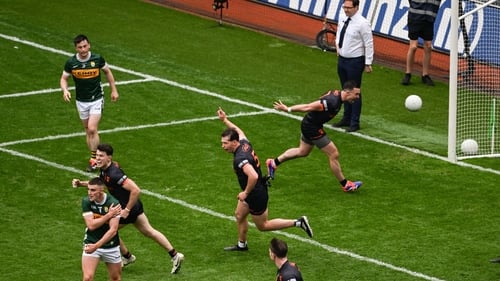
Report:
448,0,500,162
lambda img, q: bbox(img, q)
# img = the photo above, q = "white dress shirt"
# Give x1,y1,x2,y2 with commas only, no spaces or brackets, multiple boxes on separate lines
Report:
336,12,374,65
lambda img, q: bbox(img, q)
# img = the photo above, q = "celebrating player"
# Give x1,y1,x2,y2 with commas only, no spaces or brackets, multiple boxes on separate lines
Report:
217,107,313,251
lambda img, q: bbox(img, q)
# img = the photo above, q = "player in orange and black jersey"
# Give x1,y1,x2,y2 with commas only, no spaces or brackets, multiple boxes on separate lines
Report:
269,238,304,281
218,107,313,252
72,143,185,274
266,80,363,193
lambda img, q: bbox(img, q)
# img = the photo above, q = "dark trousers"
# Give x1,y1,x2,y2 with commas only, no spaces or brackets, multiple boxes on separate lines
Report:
337,55,365,128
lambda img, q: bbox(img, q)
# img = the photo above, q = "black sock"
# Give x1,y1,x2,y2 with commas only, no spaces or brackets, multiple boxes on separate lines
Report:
340,179,347,187
274,158,281,166
169,249,178,258
123,252,131,259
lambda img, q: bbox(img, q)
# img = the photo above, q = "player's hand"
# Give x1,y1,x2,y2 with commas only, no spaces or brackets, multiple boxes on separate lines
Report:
217,107,227,121
110,91,119,102
120,207,130,219
84,243,98,254
272,100,287,111
237,191,248,202
72,179,81,188
63,90,71,102
109,203,122,217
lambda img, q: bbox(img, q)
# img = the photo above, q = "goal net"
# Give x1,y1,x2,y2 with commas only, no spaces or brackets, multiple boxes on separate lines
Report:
449,0,500,161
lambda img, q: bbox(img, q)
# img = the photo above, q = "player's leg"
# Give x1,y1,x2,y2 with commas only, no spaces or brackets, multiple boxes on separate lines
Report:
82,254,100,281
225,199,250,251
133,213,184,273
319,140,362,192
266,138,314,178
82,99,102,171
252,211,313,238
105,262,122,281
118,237,136,267
103,246,122,281
133,213,174,251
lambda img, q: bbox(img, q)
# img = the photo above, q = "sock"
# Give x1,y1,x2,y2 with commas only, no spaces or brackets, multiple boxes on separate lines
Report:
90,151,96,159
340,179,347,187
168,249,178,258
238,241,247,248
274,158,281,166
122,251,131,259
295,220,301,227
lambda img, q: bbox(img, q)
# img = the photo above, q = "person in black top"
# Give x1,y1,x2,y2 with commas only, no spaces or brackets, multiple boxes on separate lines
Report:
401,0,441,86
217,107,313,251
269,238,304,281
266,80,363,193
72,143,184,274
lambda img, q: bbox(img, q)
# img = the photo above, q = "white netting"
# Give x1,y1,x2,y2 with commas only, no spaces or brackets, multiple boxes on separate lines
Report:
455,0,500,159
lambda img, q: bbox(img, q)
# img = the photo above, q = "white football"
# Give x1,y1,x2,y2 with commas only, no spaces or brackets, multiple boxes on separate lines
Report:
405,95,422,111
461,139,479,155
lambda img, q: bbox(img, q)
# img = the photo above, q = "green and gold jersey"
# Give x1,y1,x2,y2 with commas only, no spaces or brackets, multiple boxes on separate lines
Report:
81,193,120,249
64,51,106,102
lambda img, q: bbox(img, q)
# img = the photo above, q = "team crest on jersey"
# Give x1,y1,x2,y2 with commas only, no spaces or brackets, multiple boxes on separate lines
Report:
241,143,250,152
90,61,96,67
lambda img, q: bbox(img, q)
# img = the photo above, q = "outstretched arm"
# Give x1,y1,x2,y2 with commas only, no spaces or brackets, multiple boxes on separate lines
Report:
273,100,323,113
217,107,247,140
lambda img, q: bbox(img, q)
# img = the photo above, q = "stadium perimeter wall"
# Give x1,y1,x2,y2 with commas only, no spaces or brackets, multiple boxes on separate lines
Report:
147,0,450,80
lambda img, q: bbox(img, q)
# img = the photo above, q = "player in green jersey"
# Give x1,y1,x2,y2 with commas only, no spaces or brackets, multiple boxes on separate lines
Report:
81,177,122,281
60,34,119,172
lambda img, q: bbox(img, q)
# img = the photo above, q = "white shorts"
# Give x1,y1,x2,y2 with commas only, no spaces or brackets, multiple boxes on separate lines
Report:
76,98,104,120
82,245,121,264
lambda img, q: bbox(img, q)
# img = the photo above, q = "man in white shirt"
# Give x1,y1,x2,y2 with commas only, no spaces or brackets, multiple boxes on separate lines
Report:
334,0,374,132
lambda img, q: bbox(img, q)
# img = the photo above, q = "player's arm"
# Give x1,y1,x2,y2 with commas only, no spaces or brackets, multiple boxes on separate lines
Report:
120,178,141,217
217,107,247,140
82,203,121,231
72,179,89,188
273,100,324,113
60,71,72,102
237,163,258,201
84,215,120,253
102,64,119,102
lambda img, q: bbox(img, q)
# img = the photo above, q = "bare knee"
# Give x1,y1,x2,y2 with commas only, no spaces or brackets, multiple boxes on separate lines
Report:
234,211,246,222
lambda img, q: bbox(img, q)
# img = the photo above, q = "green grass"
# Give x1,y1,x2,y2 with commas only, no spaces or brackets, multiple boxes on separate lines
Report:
1,0,499,280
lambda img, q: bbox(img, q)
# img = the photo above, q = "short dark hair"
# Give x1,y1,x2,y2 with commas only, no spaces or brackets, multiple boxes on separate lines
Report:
344,0,360,7
270,238,288,258
97,143,114,156
221,128,239,141
88,177,105,187
73,34,89,46
342,80,357,90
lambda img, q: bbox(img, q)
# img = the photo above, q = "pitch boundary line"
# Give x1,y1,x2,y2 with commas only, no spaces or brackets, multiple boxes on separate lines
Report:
0,144,446,281
0,34,494,280
1,33,499,176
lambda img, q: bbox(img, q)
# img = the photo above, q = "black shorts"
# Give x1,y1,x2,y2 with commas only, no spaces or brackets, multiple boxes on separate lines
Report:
119,200,144,225
245,187,268,216
408,21,435,41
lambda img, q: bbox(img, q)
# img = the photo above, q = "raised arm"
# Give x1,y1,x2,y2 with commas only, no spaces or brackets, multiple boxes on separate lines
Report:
217,107,247,140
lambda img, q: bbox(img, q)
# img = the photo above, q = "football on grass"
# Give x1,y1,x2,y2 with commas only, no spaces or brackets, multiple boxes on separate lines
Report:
405,95,422,111
461,139,479,155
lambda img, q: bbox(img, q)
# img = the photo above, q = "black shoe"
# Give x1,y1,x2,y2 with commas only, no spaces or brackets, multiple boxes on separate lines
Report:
490,257,500,263
333,120,350,127
421,75,435,86
401,73,411,85
345,125,360,132
224,245,248,251
299,216,313,238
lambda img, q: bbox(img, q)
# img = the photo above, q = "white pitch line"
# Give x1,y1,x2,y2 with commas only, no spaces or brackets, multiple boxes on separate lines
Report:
0,78,157,99
2,33,496,281
0,143,446,281
0,111,271,147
